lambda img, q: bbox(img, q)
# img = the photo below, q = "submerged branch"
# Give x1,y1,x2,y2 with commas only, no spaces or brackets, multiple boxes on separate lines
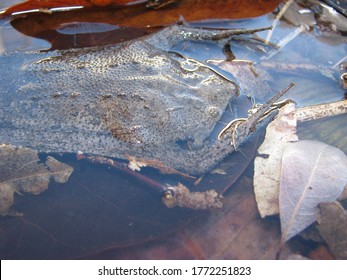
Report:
294,100,347,122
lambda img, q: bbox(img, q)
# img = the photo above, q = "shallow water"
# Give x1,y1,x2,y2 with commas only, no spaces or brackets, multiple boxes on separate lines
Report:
0,0,346,259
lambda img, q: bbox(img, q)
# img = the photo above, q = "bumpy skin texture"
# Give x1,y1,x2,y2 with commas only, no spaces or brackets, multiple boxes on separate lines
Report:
0,27,240,175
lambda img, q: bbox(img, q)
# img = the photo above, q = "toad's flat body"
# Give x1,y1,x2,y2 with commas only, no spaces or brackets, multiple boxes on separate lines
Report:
0,26,267,175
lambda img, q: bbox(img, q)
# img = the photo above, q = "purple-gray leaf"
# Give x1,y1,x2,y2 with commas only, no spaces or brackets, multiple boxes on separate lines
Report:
279,140,347,243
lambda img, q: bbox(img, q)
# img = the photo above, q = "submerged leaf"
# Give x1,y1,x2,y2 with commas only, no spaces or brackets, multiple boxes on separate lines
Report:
317,201,347,260
95,176,282,259
0,183,15,215
0,144,73,215
279,140,347,243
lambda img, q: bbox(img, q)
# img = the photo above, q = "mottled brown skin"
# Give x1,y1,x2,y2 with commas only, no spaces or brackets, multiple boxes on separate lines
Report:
0,25,288,175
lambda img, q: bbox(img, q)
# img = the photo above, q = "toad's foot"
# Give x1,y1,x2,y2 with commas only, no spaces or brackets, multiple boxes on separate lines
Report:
218,83,295,149
217,117,248,147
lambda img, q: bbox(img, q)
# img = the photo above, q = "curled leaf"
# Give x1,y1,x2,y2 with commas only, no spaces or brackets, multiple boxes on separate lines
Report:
254,103,298,218
279,140,347,243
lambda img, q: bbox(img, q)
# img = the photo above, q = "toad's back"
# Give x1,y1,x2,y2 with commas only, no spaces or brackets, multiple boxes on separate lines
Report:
0,29,239,175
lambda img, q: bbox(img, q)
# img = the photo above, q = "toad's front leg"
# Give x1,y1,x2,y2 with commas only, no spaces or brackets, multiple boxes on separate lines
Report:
218,83,295,149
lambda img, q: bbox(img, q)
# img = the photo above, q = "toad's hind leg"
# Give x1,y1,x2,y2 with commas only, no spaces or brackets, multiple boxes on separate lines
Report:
145,25,272,53
172,26,272,41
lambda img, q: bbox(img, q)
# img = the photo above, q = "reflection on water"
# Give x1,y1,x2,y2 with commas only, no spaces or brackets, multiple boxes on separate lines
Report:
0,1,50,52
0,0,21,9
0,0,346,259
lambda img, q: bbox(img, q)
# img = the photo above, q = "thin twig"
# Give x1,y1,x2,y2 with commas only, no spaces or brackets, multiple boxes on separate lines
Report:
265,0,294,45
262,25,308,60
80,155,167,192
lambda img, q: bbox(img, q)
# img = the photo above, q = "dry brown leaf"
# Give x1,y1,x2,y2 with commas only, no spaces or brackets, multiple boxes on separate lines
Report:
1,0,282,24
279,140,347,243
0,144,73,215
254,102,298,218
1,0,137,16
317,201,347,259
254,100,347,219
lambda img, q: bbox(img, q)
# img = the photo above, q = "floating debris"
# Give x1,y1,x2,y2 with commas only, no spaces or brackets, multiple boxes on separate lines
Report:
162,183,223,210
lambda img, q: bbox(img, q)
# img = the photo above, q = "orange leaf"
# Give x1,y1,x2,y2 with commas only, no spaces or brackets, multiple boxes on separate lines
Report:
2,0,283,22
1,0,144,16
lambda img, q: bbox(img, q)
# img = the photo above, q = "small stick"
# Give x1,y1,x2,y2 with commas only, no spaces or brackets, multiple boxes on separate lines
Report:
265,0,294,44
79,154,167,192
